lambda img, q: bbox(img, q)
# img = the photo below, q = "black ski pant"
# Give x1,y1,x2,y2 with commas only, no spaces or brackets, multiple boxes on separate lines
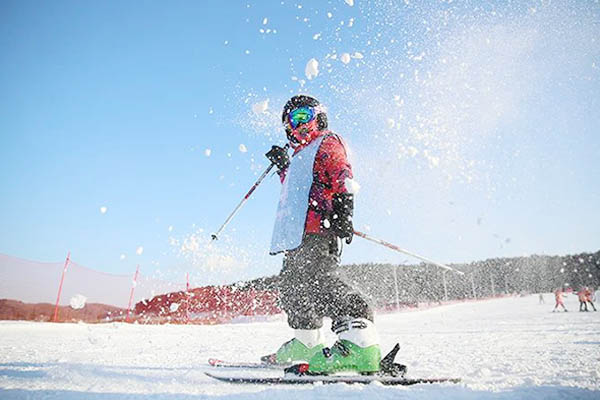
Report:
278,234,373,330
586,301,597,311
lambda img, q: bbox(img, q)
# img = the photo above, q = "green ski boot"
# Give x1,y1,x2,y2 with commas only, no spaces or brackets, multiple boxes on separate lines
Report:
308,340,381,374
275,338,325,364
261,329,326,365
308,318,382,374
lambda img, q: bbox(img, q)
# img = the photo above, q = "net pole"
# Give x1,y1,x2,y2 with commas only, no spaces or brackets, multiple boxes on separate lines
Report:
126,265,140,322
53,252,70,322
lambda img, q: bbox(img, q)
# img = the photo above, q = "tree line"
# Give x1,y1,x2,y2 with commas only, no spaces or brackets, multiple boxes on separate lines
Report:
244,250,600,308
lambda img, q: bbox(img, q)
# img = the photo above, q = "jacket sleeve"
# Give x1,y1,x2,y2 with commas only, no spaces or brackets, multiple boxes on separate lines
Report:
314,135,353,195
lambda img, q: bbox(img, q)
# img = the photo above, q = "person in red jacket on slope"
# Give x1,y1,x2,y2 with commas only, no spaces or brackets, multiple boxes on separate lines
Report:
261,95,381,374
579,287,597,312
553,288,568,312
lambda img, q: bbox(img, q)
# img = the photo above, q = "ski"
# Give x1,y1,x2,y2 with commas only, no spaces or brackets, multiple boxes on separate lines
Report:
207,358,291,370
205,371,461,386
205,343,460,386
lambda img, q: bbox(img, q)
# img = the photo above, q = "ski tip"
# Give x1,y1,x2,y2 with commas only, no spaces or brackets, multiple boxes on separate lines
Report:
204,372,221,381
260,353,277,365
208,358,223,366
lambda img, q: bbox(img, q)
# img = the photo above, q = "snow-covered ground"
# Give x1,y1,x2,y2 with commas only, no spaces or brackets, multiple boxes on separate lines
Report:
1,294,598,399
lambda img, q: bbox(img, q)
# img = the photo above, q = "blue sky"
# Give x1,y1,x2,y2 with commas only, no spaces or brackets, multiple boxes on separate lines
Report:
1,1,599,286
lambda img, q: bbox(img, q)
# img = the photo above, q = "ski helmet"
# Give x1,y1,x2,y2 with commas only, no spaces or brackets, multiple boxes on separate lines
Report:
282,95,328,143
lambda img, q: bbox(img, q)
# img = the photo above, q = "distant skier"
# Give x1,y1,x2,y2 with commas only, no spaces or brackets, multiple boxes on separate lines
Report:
585,287,597,311
583,287,596,312
538,293,544,304
577,287,589,312
553,288,568,312
262,95,381,374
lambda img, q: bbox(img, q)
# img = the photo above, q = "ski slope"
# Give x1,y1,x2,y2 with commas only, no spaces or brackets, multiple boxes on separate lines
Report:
0,294,598,399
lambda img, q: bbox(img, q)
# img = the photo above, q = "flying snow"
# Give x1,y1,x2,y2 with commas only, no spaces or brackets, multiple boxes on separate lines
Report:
99,206,107,214
345,177,361,194
169,228,253,277
340,53,351,64
305,58,319,80
239,144,248,153
69,294,87,310
204,149,212,157
136,246,144,255
251,99,270,114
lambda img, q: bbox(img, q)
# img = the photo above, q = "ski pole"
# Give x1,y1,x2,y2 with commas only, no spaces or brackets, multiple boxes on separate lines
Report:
211,144,289,240
353,230,464,275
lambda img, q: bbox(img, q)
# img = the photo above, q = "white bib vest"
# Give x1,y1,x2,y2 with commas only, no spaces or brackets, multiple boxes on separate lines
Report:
269,135,328,255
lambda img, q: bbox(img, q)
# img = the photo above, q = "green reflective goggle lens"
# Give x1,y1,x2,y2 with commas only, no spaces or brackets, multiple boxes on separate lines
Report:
288,106,315,129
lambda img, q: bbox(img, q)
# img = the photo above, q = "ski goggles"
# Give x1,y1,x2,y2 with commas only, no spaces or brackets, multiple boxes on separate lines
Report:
287,106,316,129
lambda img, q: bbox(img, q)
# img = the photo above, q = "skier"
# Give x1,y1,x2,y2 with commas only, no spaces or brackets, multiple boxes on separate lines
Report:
584,287,597,312
585,288,597,311
538,293,544,304
553,288,568,312
262,95,382,374
577,287,588,312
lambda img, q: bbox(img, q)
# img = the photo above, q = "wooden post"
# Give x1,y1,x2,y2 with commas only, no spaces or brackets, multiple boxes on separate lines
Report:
53,252,71,323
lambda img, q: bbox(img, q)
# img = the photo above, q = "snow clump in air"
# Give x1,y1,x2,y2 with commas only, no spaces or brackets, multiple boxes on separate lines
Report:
239,144,248,153
340,53,351,64
252,99,270,114
204,149,212,157
70,294,87,310
305,58,319,80
136,246,144,255
345,177,361,194
345,0,355,6
99,206,108,214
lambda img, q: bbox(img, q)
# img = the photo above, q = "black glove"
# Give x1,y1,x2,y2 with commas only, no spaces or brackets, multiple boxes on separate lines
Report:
265,145,290,172
331,193,354,244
